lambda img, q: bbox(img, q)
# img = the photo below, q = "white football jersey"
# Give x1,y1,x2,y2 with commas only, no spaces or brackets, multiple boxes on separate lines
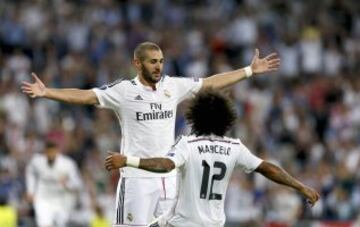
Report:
93,75,202,177
165,135,263,227
26,153,82,204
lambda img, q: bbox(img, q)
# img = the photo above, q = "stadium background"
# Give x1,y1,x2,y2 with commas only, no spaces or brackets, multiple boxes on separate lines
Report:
0,0,359,226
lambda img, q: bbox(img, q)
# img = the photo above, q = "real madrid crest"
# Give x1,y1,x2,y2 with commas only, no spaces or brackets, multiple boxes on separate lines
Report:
164,89,171,98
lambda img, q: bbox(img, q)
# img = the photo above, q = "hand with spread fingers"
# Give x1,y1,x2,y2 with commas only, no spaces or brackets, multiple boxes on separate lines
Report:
250,49,281,74
105,151,127,171
21,73,47,98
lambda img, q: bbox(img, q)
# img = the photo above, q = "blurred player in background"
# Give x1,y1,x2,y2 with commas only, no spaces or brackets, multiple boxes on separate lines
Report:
21,41,280,226
25,141,82,227
105,89,319,227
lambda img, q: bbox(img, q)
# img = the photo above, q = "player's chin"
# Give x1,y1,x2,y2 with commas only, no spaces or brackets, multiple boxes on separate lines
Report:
152,74,162,82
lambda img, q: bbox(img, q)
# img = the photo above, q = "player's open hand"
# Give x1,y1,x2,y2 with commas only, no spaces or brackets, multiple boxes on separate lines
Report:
250,49,280,74
21,72,47,98
105,151,127,171
301,186,320,207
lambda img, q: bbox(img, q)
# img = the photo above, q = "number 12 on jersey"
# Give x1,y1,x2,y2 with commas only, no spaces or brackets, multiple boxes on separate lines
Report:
200,160,227,200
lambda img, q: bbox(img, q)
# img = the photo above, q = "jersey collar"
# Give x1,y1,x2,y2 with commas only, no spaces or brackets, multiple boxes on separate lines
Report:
134,75,162,91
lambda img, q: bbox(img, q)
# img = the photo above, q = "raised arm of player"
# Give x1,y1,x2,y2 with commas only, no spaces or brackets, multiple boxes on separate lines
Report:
202,49,280,89
21,73,99,105
255,161,320,206
104,152,175,173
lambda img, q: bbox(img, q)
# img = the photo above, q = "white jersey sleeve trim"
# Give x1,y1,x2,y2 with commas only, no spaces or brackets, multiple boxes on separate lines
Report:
166,136,189,168
92,88,106,108
92,80,126,109
236,140,263,173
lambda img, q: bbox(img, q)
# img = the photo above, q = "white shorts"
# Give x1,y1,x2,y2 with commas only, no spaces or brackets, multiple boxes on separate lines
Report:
34,199,70,227
113,175,177,227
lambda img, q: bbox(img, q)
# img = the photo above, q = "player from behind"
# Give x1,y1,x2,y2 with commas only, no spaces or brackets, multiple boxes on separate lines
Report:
105,89,320,227
21,41,280,226
25,141,82,227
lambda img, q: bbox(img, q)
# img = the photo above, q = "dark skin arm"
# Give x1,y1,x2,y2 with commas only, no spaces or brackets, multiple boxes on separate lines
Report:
105,153,319,206
255,161,320,206
139,158,175,173
104,152,175,173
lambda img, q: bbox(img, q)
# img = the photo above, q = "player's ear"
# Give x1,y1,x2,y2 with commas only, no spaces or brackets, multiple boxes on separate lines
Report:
133,58,141,70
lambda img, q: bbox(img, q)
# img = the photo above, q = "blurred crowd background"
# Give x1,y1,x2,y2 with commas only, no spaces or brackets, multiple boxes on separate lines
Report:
0,0,359,226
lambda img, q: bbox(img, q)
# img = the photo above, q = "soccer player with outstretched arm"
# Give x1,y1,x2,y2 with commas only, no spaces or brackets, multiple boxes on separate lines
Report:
105,89,320,227
21,42,280,226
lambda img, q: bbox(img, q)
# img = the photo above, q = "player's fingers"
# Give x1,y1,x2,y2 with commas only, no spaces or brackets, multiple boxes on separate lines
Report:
105,163,112,171
32,73,42,83
21,81,33,86
269,58,281,63
21,85,33,90
265,53,278,60
21,87,31,92
268,59,281,65
268,65,280,70
268,61,280,67
268,68,279,72
269,61,281,66
255,48,259,58
21,88,33,94
106,151,117,156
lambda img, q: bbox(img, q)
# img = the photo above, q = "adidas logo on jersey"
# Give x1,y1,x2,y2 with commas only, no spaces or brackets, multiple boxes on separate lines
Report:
135,95,143,100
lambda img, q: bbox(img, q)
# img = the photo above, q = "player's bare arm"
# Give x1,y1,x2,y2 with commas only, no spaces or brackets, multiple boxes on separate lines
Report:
21,72,99,105
138,158,174,173
202,49,280,89
105,152,175,173
255,161,320,206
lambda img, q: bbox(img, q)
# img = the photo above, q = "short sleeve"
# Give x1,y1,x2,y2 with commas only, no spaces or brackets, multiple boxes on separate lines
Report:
235,142,263,173
166,136,190,168
92,81,125,110
171,77,203,103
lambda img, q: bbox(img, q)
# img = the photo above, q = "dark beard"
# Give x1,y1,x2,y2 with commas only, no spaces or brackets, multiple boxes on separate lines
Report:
141,64,160,84
47,159,55,167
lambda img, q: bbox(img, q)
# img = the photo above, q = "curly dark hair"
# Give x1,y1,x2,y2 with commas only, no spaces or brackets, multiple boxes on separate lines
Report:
185,89,237,137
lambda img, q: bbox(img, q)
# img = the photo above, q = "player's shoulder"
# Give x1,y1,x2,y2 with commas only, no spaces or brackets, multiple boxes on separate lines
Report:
163,75,199,83
60,154,78,166
172,135,191,147
98,77,134,90
222,136,242,145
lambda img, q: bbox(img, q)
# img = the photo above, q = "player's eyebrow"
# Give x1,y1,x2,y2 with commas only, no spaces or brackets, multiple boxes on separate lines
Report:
149,58,164,62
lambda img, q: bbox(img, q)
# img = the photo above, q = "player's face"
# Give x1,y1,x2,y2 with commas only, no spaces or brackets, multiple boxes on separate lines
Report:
139,50,164,84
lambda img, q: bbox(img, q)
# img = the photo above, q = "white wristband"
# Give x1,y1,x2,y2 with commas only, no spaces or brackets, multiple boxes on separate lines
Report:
126,156,140,168
244,66,253,78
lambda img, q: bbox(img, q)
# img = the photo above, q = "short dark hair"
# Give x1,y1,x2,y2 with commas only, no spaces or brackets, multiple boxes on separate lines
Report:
134,41,161,61
45,141,58,149
185,89,237,137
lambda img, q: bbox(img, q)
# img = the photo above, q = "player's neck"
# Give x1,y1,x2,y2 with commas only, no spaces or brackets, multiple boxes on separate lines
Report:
138,75,157,91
